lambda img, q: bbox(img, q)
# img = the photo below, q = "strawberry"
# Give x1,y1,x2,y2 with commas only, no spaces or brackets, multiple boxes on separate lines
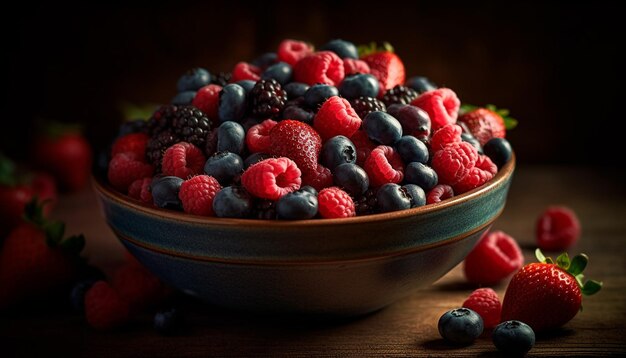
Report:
359,42,405,94
458,105,517,146
0,199,84,309
268,120,322,176
84,280,131,330
31,122,93,192
501,249,602,332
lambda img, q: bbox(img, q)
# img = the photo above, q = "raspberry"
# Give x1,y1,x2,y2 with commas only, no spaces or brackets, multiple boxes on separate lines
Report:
192,84,222,123
246,119,277,153
343,58,370,75
463,230,524,285
268,120,321,176
128,177,153,204
162,142,206,179
350,129,377,166
313,96,361,140
112,262,171,313
318,187,355,218
430,124,463,152
277,39,314,66
536,206,581,251
231,61,261,82
107,152,155,193
294,51,345,86
410,88,460,131
463,288,502,329
111,133,149,159
364,145,404,187
426,184,455,204
241,157,302,200
301,164,333,192
431,142,479,186
453,155,497,194
84,281,130,330
178,175,222,216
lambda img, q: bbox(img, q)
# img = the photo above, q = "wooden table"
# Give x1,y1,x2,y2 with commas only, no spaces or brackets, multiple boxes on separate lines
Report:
3,166,626,357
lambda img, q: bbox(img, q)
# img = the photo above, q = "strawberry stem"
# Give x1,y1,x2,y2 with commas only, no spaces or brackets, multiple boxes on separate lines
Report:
22,198,85,255
536,248,602,296
460,103,518,130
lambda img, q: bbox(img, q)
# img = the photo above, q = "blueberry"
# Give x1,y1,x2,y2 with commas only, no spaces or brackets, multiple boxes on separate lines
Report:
117,120,147,137
402,184,426,208
377,183,411,213
151,176,184,210
338,74,380,100
320,135,357,170
171,91,196,105
334,163,369,196
363,111,403,145
70,278,98,312
492,320,535,355
177,68,211,92
276,189,318,220
213,186,252,218
404,162,438,191
244,152,272,169
251,52,278,69
483,138,512,168
405,76,437,94
262,62,293,85
303,84,339,108
282,105,314,124
217,121,245,155
461,132,483,154
320,39,358,59
236,80,256,95
203,151,244,186
300,185,318,196
394,136,429,164
283,82,310,99
438,308,484,345
154,308,184,336
386,104,431,141
218,84,247,122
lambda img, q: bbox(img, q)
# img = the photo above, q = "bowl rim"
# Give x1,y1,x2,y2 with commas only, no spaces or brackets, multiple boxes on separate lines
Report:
93,153,515,227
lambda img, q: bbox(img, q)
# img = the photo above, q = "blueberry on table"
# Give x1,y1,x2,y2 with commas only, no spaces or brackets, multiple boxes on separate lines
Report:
177,67,211,92
334,163,369,196
376,183,411,213
405,76,437,94
438,308,484,345
338,74,380,100
492,320,535,355
262,62,293,85
218,84,247,122
70,278,98,312
154,308,185,336
203,151,244,186
363,111,403,145
321,135,357,170
404,162,438,191
320,39,359,59
483,137,512,168
303,84,339,108
394,135,429,164
213,186,252,218
276,190,318,220
151,176,184,210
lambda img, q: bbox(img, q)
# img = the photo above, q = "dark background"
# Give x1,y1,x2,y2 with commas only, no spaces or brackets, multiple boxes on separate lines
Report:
2,1,622,166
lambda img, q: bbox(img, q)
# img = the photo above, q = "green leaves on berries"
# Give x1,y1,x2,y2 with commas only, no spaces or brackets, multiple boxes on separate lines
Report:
357,41,395,57
535,248,602,296
460,103,518,130
23,198,85,255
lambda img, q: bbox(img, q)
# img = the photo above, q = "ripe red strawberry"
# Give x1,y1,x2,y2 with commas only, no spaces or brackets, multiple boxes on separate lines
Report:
84,281,131,330
268,120,322,176
458,105,515,146
501,249,602,332
0,200,84,309
360,43,405,93
111,260,172,313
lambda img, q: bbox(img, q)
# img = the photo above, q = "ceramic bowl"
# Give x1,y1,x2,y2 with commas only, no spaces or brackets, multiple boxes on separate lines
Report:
93,155,515,316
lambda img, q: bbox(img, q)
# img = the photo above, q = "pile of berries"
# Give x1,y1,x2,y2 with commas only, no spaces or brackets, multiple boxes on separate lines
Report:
106,39,515,219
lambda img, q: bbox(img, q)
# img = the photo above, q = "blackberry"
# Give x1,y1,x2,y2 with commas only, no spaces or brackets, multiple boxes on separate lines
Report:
146,130,178,168
147,105,178,136
170,105,212,148
351,97,386,119
251,199,277,220
382,85,418,107
354,189,378,216
250,79,287,119
211,72,231,87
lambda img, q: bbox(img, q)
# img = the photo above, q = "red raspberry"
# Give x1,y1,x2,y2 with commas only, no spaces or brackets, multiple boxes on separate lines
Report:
162,142,206,179
463,230,524,285
241,157,302,200
453,155,497,194
107,152,155,193
111,133,149,159
277,39,314,66
192,84,222,123
178,175,222,216
536,206,581,251
350,129,377,166
429,124,462,152
268,120,321,176
426,184,455,204
232,61,261,82
84,281,131,330
128,177,153,204
462,288,502,329
318,187,355,218
431,142,478,186
246,119,277,153
301,164,333,191
410,88,460,131
364,145,404,187
294,51,345,86
343,58,370,75
112,262,171,313
314,96,362,141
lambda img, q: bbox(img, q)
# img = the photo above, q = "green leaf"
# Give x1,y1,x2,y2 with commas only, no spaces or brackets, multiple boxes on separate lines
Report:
535,248,547,263
486,104,497,112
568,254,588,276
556,252,571,269
60,234,85,254
0,154,16,186
504,117,518,130
22,198,47,226
44,221,65,246
581,280,602,296
460,104,478,115
118,102,158,122
497,109,510,117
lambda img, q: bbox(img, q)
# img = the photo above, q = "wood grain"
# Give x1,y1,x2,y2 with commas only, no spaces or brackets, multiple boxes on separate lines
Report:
2,166,626,357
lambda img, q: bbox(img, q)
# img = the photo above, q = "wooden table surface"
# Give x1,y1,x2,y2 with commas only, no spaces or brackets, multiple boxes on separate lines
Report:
2,166,626,357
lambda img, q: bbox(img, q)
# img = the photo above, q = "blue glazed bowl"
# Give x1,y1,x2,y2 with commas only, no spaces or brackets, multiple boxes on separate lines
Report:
94,156,515,316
